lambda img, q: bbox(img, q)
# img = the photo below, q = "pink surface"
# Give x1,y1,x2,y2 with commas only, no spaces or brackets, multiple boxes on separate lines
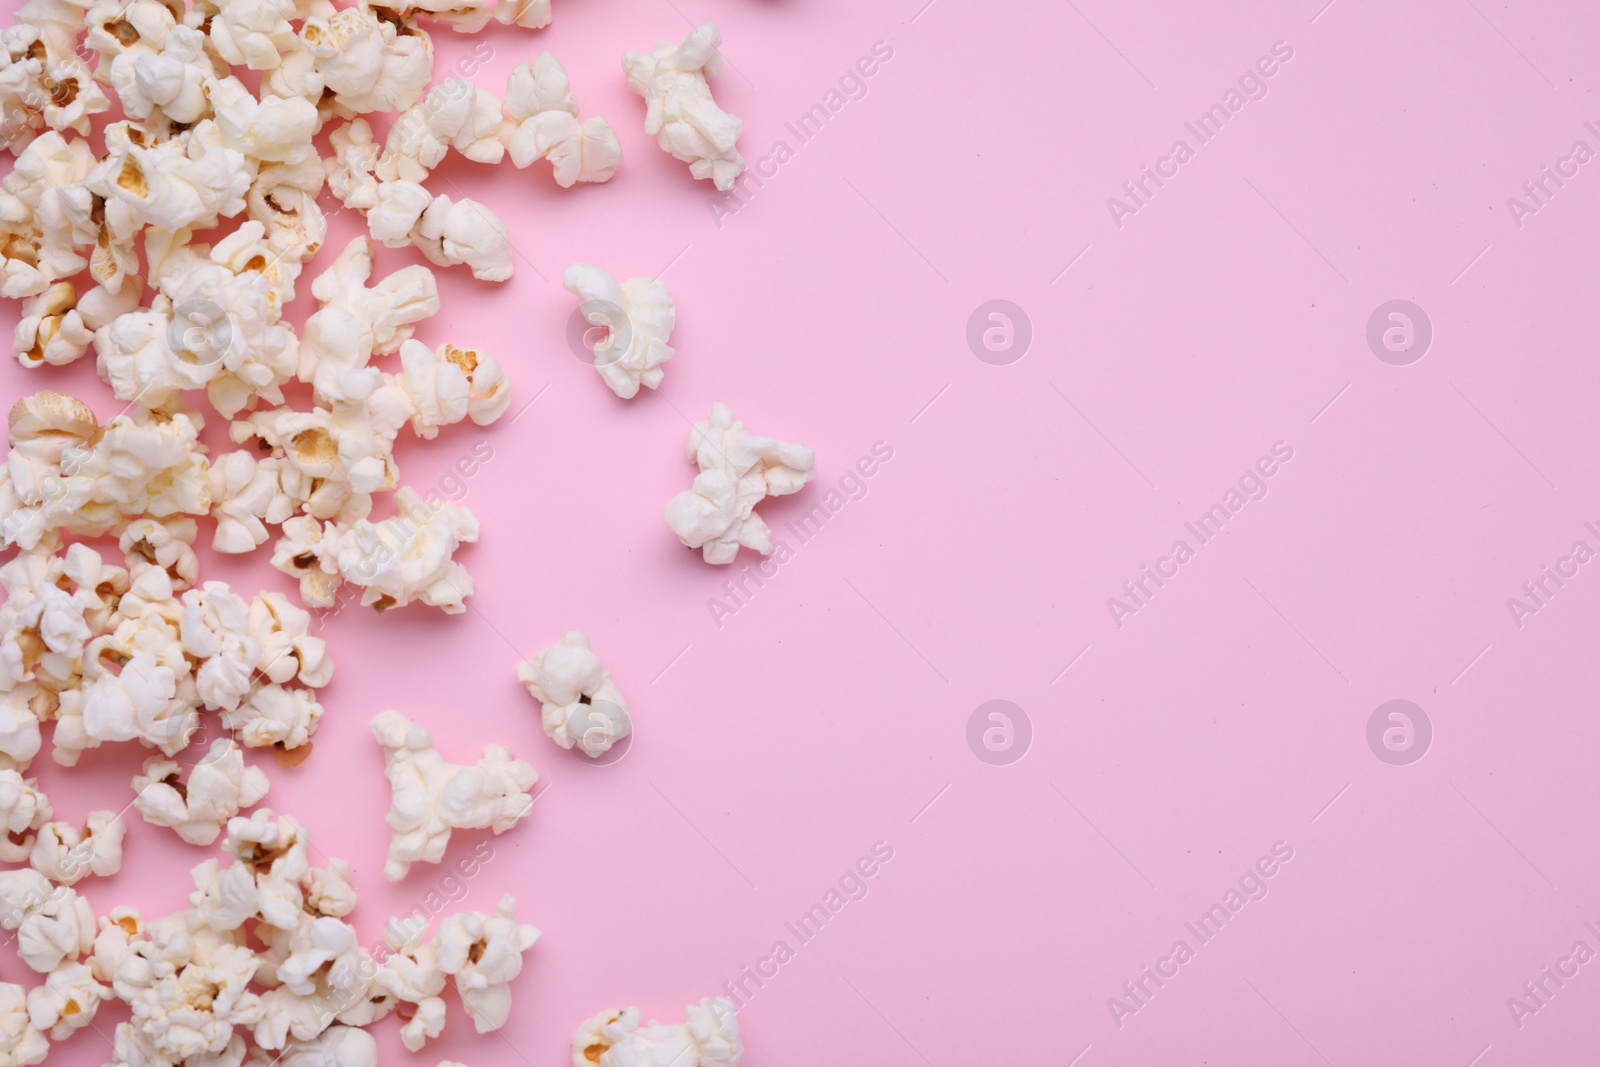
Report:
4,0,1600,1064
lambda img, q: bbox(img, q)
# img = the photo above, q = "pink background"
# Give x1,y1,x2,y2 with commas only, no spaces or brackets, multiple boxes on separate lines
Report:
5,0,1600,1063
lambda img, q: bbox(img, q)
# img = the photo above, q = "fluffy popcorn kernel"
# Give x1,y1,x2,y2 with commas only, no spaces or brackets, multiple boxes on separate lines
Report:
0,983,47,1066
132,741,271,845
220,682,323,755
369,710,536,881
29,809,125,884
515,631,630,759
623,23,745,190
502,54,620,187
0,869,94,973
663,403,816,564
0,771,50,861
274,1025,379,1067
25,960,106,1040
572,998,742,1067
561,262,673,399
434,894,538,1033
391,339,510,436
333,488,482,613
412,194,513,282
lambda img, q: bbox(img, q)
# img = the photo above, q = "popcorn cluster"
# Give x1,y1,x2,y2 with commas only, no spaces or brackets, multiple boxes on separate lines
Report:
665,403,817,564
572,998,743,1067
516,630,630,758
0,0,780,1060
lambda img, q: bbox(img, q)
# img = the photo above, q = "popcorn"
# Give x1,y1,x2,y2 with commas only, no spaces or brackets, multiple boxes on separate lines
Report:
332,488,482,613
0,983,47,1066
433,894,538,1033
274,1025,379,1067
220,682,323,756
373,924,445,1050
13,281,93,367
29,809,125,884
623,23,745,190
0,771,50,861
411,193,513,282
663,403,816,564
107,24,212,129
132,741,271,845
25,960,105,1040
571,998,742,1067
493,0,550,28
300,8,432,115
208,0,297,70
516,631,631,758
369,710,536,880
325,118,380,210
0,869,95,973
88,119,253,232
391,339,510,437
375,81,465,183
502,54,620,187
561,263,673,399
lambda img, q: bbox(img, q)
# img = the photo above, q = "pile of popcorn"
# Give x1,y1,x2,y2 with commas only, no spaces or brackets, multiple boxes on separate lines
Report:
0,0,781,1059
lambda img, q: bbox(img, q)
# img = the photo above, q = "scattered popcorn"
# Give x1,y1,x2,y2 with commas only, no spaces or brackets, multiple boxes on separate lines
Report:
502,54,620,187
562,262,673,399
25,960,106,1040
29,809,125,884
623,23,745,190
572,998,742,1067
369,710,536,881
663,403,816,564
434,894,539,1033
132,741,271,845
516,631,631,758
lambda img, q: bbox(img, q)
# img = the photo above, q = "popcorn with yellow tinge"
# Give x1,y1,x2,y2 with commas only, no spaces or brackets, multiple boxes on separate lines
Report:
664,403,816,564
132,741,271,846
0,770,50,862
623,23,745,191
434,894,539,1033
0,982,47,1065
369,710,536,881
571,998,742,1067
26,960,107,1041
516,631,631,759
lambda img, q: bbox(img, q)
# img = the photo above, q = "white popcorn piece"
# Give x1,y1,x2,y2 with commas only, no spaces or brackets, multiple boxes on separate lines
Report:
273,1025,379,1067
326,119,380,210
120,516,200,590
249,592,332,687
0,983,47,1066
302,234,440,382
132,742,271,846
334,488,482,613
369,710,536,880
516,631,631,759
373,927,445,1050
0,869,95,973
502,54,620,187
208,75,321,166
572,998,742,1067
391,339,510,437
663,403,816,564
561,263,673,399
210,450,294,554
412,194,514,282
26,960,106,1040
180,581,262,712
0,771,50,861
434,894,538,1033
13,281,93,367
220,682,323,756
30,809,125,884
301,8,432,115
493,0,550,28
107,24,212,129
623,23,745,190
88,119,253,232
209,0,297,69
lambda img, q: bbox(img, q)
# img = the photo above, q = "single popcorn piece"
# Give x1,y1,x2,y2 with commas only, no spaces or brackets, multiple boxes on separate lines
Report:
516,631,631,758
391,340,511,436
29,809,125,885
412,194,514,282
333,488,483,614
275,1025,380,1067
572,998,742,1067
502,54,620,187
0,983,47,1066
562,262,673,399
0,869,95,973
434,894,539,1033
26,960,107,1040
369,710,537,881
623,23,745,190
0,771,51,861
663,403,816,564
132,741,271,845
